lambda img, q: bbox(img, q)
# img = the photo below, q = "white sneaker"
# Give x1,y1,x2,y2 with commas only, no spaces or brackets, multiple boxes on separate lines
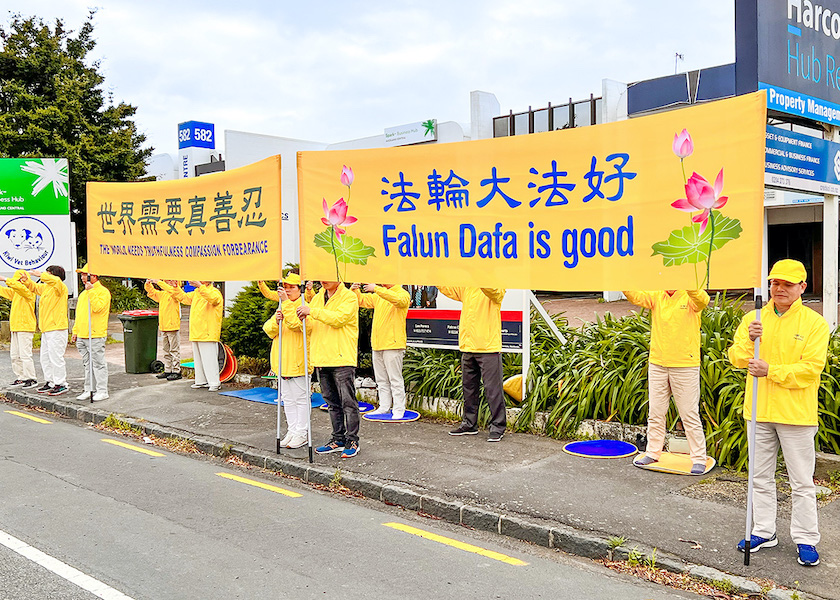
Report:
76,391,92,400
279,433,292,447
287,434,308,449
190,383,208,389
367,407,390,416
391,410,405,420
92,392,109,401
208,386,220,392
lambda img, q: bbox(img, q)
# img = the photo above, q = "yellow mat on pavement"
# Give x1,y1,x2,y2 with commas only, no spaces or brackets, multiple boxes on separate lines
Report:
633,452,716,475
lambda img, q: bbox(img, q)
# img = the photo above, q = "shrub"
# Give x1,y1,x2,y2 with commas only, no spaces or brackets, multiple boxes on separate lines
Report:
99,277,156,313
237,356,270,376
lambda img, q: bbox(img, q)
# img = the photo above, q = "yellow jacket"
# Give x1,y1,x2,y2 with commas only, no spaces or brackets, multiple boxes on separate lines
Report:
355,285,410,350
172,283,224,342
0,270,36,332
308,284,359,367
72,281,111,338
623,290,709,367
23,271,68,332
438,287,505,353
258,281,315,303
262,297,312,377
144,281,182,332
728,298,830,426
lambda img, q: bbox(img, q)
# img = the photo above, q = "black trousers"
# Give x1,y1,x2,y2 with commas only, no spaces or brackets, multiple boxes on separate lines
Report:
318,366,359,444
460,352,506,434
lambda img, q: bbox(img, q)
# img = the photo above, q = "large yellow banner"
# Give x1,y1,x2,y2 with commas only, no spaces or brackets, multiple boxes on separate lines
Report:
86,156,282,280
298,93,766,290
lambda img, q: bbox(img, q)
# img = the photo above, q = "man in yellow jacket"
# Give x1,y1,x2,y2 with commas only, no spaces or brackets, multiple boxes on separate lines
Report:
24,267,70,395
297,281,360,458
623,289,709,474
263,272,311,449
71,265,112,401
169,281,224,392
438,287,507,442
352,282,410,419
0,269,37,388
145,279,183,380
728,259,829,567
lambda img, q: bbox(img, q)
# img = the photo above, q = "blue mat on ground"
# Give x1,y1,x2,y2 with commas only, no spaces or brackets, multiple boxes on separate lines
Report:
319,401,374,412
219,387,278,404
563,439,639,459
363,409,420,422
181,361,195,369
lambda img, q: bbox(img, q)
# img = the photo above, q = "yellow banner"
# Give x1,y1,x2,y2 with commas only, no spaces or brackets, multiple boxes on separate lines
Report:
298,93,766,290
86,156,282,280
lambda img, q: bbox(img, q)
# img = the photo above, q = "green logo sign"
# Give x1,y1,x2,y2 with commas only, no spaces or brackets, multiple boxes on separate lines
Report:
0,158,70,215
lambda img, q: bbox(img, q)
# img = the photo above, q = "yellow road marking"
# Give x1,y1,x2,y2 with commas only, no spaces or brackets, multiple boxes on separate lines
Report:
4,410,51,424
101,439,165,457
383,522,528,566
216,473,303,498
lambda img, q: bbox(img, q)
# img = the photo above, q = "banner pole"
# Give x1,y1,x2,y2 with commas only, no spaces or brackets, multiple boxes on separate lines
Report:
744,291,762,566
302,291,313,464
87,280,93,404
275,281,283,453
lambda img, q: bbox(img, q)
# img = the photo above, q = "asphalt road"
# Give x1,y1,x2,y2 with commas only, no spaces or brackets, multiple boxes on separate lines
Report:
0,405,702,600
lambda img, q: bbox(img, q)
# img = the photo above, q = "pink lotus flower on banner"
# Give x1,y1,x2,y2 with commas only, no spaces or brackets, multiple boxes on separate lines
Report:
340,165,354,187
671,169,728,234
672,129,694,159
321,197,358,240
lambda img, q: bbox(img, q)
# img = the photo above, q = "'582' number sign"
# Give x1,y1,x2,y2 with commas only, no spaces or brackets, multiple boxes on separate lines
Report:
178,121,215,150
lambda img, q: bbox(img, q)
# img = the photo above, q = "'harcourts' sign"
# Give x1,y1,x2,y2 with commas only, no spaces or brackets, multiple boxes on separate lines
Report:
737,0,840,125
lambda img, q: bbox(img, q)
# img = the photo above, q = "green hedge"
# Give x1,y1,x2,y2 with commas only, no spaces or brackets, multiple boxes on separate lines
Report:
403,294,840,470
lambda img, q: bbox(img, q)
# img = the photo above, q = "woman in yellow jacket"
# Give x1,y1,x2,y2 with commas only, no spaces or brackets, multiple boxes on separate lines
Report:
24,266,70,395
352,282,410,419
0,269,37,388
438,287,507,442
71,265,112,401
145,279,183,380
263,273,311,449
169,281,224,392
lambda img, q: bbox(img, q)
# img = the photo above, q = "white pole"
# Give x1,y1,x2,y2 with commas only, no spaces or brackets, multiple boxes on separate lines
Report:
744,291,762,565
302,293,313,463
87,277,93,404
521,289,530,402
275,289,283,454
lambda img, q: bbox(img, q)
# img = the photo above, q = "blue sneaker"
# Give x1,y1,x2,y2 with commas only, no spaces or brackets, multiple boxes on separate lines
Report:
341,441,359,458
737,533,778,553
315,441,344,454
797,544,820,566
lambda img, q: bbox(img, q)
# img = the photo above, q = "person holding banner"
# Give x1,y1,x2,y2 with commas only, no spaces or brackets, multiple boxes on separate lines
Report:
351,282,410,419
0,270,38,388
728,259,829,567
71,265,112,401
623,289,709,474
439,287,507,442
259,279,316,304
169,281,224,392
263,272,311,448
297,281,360,458
23,267,70,395
145,279,183,380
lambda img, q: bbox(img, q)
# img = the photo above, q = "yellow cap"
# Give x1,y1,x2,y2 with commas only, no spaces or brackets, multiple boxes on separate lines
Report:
76,263,90,274
282,272,302,286
768,259,807,283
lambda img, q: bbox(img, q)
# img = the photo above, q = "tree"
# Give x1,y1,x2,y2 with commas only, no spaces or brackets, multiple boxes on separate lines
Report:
0,12,153,255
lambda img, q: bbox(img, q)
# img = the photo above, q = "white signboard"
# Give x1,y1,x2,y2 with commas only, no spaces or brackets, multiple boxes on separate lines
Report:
0,214,74,278
384,119,438,147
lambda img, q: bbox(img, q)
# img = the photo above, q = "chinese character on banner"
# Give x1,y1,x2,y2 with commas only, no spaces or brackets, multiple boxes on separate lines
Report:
98,202,116,234
239,187,266,227
381,172,419,212
162,198,184,235
583,153,637,202
210,191,236,232
186,195,207,235
118,201,135,235
528,160,576,207
477,167,521,208
139,199,160,234
427,169,470,211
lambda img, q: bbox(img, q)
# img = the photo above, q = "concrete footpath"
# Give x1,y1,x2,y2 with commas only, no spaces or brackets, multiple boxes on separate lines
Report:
1,332,838,599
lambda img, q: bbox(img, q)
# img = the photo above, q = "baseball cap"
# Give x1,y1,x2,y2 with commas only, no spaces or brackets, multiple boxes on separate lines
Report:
767,259,807,283
282,272,302,286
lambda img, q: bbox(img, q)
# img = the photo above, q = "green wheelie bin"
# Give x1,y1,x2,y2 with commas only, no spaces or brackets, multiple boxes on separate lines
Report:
119,309,160,374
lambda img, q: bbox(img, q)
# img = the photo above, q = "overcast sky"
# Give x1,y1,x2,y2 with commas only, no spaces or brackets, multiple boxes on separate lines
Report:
3,1,735,156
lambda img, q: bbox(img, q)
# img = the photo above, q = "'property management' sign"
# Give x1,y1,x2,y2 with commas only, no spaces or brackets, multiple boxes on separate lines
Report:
737,0,840,125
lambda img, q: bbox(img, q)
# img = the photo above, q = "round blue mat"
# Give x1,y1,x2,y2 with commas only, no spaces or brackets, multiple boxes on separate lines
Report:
362,410,420,422
319,401,374,412
563,439,639,459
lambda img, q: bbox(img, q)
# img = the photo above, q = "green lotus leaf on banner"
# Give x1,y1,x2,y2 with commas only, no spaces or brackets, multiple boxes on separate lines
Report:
651,211,742,266
314,228,376,265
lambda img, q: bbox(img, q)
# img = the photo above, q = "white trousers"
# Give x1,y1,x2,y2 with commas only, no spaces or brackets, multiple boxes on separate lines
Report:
161,330,181,373
373,349,406,413
192,342,220,388
40,330,68,386
10,331,36,380
749,421,820,545
77,337,108,394
281,376,310,437
646,363,707,463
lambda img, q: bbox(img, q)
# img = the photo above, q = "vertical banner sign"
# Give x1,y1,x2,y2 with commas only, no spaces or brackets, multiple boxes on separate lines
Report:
86,155,281,280
298,93,766,291
0,158,73,277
